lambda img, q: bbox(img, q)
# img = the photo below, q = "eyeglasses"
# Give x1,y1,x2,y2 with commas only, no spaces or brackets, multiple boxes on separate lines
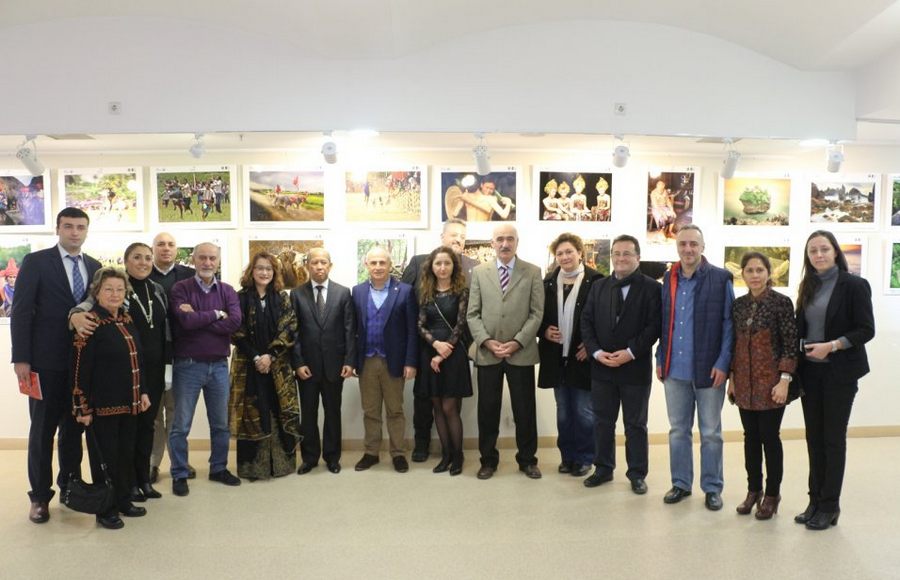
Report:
611,252,637,258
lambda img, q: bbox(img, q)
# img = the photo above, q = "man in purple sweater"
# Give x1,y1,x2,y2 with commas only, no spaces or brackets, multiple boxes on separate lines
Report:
167,243,242,496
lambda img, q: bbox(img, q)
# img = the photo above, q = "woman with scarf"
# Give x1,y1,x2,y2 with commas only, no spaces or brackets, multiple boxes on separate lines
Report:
229,252,301,480
537,233,602,476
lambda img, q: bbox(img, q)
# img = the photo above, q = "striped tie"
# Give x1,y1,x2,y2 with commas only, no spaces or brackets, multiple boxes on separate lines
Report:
68,255,84,301
499,265,510,293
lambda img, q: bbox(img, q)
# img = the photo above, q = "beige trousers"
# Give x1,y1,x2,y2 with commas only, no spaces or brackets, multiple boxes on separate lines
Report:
359,357,406,457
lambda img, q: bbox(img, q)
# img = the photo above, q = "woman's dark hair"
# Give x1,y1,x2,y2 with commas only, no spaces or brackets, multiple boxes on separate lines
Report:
418,246,466,305
239,252,284,292
740,251,772,288
797,230,848,312
124,242,152,262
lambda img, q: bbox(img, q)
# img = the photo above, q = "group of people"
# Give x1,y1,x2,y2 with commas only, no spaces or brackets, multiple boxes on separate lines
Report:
160,177,229,220
541,174,612,222
12,209,874,534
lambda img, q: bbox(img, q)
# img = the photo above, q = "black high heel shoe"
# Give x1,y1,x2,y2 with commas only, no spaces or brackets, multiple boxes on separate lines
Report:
806,509,840,530
433,454,451,473
794,503,817,524
449,452,463,476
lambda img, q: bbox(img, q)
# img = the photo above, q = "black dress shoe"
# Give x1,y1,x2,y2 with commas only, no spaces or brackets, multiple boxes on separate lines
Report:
209,469,242,486
630,478,648,495
140,483,162,499
297,462,316,475
663,486,692,504
433,455,451,473
355,454,380,471
558,461,573,474
519,464,542,479
120,505,147,517
449,452,464,476
96,514,124,530
583,471,613,488
393,456,409,473
326,462,341,474
705,492,723,511
29,501,50,524
794,503,817,524
806,509,840,530
570,463,591,477
172,478,189,497
476,465,495,480
129,486,147,503
149,466,160,484
186,464,197,479
411,440,430,462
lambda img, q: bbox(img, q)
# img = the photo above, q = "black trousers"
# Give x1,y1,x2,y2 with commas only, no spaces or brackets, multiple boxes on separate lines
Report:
476,362,537,468
591,379,651,480
27,368,83,502
412,394,434,446
134,361,165,485
88,414,137,517
801,363,857,512
299,377,344,464
738,406,786,496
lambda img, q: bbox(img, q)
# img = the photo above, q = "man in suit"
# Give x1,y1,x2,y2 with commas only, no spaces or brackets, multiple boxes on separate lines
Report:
581,234,661,494
401,218,477,462
291,247,356,474
147,232,197,484
11,207,102,523
351,246,419,473
467,224,544,480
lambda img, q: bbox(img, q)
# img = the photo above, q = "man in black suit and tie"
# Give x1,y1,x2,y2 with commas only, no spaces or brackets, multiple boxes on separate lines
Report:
11,208,102,523
580,234,661,494
401,218,477,462
291,248,356,474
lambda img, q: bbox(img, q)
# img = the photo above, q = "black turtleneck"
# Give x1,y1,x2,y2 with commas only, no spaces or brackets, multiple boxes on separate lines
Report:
128,276,166,363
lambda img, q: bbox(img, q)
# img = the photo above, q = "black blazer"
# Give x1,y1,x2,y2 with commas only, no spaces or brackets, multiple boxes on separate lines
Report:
11,246,101,372
581,272,662,385
797,270,874,382
290,281,356,383
537,266,601,390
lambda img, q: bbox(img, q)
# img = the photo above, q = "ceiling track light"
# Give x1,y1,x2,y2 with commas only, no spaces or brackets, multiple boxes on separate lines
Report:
721,139,741,179
189,133,205,159
611,135,630,168
826,143,844,173
16,135,45,176
473,133,491,176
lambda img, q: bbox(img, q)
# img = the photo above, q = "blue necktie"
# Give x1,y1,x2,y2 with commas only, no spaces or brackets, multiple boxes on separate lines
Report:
68,255,84,301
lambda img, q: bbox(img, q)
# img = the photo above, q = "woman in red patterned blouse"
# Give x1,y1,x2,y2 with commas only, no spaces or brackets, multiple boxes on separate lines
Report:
727,252,798,520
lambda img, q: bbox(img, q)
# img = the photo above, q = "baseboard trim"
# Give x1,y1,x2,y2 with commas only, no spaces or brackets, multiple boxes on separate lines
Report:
2,425,899,451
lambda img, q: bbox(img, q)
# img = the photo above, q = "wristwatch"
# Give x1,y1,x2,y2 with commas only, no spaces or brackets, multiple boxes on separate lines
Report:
780,373,792,383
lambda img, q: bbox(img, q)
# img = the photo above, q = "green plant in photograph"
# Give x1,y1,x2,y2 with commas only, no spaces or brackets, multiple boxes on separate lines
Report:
739,186,770,206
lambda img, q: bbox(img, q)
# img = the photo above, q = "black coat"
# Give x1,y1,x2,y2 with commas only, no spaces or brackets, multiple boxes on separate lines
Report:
290,281,357,383
797,270,874,382
581,271,662,385
537,266,601,390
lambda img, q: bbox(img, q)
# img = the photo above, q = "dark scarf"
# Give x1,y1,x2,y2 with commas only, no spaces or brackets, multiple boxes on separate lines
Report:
239,287,281,434
611,269,641,324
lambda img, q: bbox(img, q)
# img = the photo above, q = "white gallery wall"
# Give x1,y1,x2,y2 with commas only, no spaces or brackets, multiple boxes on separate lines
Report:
0,139,897,443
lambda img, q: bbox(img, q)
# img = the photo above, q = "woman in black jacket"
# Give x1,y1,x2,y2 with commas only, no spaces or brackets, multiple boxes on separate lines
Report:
794,230,875,531
537,233,601,476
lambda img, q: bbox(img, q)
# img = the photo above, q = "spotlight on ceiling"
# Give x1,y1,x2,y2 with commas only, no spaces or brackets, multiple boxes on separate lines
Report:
16,135,44,176
826,144,844,173
189,133,205,159
721,139,741,179
321,140,337,164
473,134,491,176
611,136,630,168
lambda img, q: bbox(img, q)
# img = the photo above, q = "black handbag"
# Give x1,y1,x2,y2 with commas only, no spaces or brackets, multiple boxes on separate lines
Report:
61,425,115,515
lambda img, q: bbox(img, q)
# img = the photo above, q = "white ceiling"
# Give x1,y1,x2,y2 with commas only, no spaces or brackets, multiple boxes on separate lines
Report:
2,0,899,70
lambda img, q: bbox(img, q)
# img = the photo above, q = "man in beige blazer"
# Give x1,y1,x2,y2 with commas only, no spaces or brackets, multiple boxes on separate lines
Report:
467,224,545,479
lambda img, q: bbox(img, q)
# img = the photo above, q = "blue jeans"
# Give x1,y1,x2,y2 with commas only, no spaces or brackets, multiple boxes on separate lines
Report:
169,358,231,479
664,378,725,493
554,387,594,465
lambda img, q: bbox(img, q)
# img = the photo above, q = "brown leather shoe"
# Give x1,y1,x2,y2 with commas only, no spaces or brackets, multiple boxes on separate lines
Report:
29,501,50,524
354,454,380,471
476,465,495,480
755,495,781,520
520,464,542,479
736,491,761,515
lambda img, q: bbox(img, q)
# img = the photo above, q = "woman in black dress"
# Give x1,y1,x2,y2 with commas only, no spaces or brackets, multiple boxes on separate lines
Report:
415,246,472,476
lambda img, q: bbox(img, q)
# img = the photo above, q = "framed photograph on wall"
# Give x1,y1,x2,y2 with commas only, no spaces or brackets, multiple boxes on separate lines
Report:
646,168,698,246
837,234,866,277
544,237,611,277
723,244,792,289
534,169,613,222
344,167,427,228
58,167,144,231
719,173,792,227
149,165,237,228
807,174,879,228
244,231,326,288
886,239,900,295
355,235,412,283
436,167,520,231
888,174,900,227
0,171,52,232
243,166,325,227
0,236,39,323
463,239,494,265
